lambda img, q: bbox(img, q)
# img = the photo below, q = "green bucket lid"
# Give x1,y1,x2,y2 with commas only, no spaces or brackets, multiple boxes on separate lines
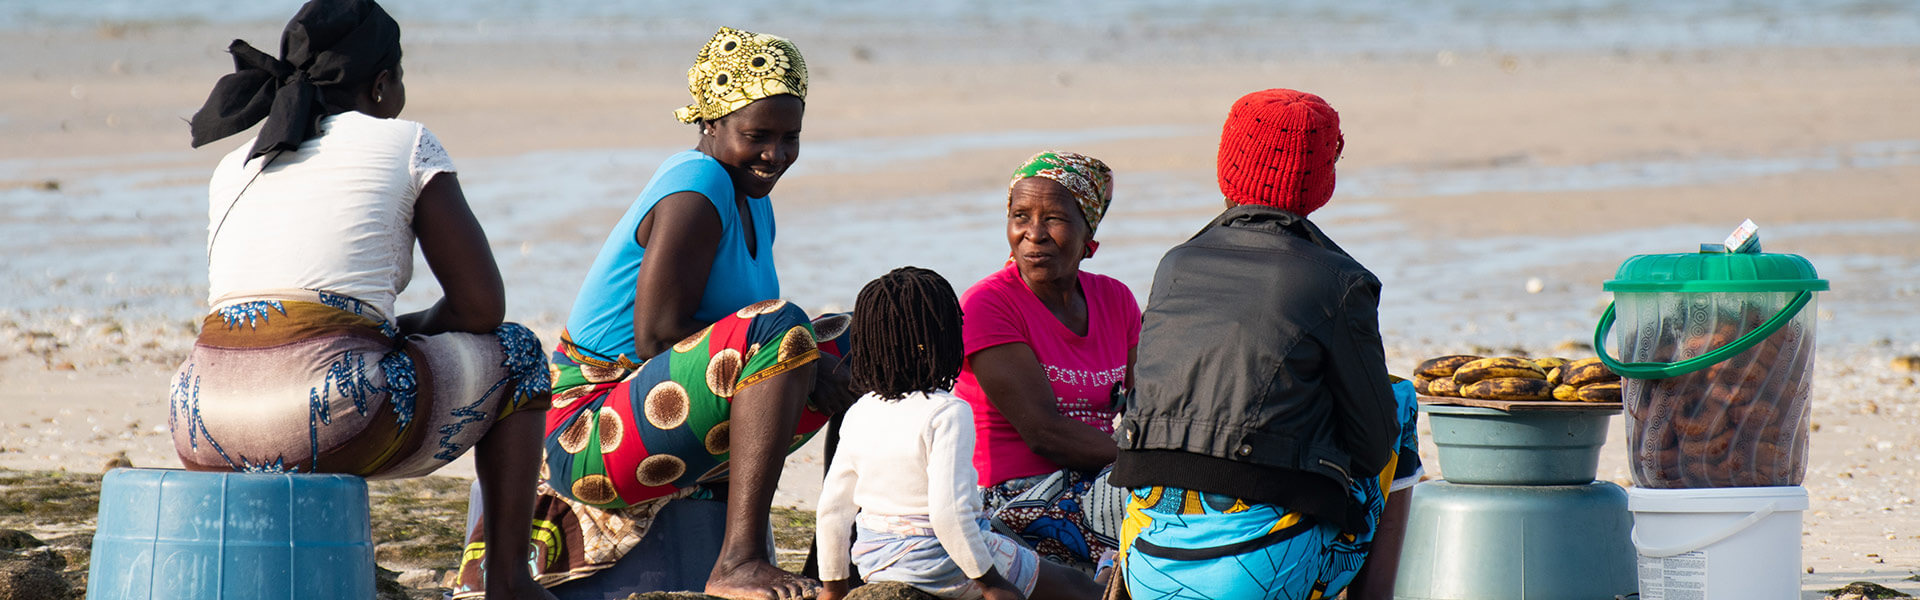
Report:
1603,252,1828,293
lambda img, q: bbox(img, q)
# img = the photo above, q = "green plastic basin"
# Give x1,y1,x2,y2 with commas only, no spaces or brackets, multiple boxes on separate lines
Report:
1421,404,1613,486
1392,481,1637,599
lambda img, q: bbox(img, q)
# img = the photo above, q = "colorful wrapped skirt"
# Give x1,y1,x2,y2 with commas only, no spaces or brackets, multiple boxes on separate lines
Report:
168,290,550,478
1117,380,1422,600
455,299,836,593
980,466,1128,573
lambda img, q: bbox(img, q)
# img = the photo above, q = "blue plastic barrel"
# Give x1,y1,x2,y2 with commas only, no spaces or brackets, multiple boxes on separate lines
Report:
87,468,374,600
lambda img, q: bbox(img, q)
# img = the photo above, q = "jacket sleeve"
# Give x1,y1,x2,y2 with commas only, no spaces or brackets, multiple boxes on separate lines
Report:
1321,277,1399,477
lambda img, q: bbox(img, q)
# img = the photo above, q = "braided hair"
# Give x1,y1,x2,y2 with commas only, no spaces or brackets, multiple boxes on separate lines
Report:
848,266,964,401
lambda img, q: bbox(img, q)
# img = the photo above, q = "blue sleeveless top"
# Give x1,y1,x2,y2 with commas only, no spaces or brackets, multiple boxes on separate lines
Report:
566,150,779,359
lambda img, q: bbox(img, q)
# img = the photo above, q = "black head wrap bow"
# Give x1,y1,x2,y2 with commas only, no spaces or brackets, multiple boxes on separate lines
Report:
189,0,402,159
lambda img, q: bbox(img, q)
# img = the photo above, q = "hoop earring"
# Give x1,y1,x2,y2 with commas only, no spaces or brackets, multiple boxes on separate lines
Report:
374,93,384,103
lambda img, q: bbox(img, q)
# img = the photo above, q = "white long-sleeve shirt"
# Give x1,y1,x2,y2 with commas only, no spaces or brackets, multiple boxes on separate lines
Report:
816,391,995,581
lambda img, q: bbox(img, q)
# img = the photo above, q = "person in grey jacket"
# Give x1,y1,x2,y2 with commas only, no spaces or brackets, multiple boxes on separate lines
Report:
1108,88,1421,600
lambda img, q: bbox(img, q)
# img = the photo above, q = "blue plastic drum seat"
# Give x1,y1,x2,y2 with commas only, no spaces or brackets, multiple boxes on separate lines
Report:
87,468,373,600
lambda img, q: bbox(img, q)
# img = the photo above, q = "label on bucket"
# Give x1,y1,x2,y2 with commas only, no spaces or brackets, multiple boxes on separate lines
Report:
1638,550,1708,600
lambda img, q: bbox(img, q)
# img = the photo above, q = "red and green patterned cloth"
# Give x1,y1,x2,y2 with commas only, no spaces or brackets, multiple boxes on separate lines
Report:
456,299,834,592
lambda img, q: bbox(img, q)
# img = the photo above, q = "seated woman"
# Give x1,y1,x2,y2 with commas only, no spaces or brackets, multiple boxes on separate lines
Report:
954,152,1140,574
456,27,854,600
1108,89,1421,600
174,1,553,598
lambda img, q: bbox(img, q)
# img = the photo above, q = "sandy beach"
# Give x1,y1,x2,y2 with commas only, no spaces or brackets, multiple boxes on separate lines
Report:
2,2,1919,597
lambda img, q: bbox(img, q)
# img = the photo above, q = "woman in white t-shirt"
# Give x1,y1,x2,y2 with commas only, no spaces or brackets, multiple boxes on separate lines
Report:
816,267,1101,600
176,1,554,598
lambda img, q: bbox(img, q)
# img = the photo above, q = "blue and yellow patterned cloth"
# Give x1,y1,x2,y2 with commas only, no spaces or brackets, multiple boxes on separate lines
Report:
1118,380,1419,600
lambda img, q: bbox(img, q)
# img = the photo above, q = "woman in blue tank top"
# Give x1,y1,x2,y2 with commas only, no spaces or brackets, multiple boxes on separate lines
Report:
457,28,855,600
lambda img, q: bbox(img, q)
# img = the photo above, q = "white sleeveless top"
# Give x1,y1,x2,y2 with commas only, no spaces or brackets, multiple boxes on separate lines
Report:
205,112,455,323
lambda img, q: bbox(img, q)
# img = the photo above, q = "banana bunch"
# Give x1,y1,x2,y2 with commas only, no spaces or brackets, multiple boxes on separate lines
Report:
1548,358,1622,403
1415,355,1621,402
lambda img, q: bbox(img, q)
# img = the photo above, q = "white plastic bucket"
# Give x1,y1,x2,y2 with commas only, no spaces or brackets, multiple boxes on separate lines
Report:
1629,486,1807,600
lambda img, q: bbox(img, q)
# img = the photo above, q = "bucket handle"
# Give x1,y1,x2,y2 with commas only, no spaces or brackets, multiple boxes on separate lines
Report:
1631,500,1779,558
1594,290,1812,379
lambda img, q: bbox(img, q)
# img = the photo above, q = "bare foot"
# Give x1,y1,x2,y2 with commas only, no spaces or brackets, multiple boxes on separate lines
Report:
706,558,821,600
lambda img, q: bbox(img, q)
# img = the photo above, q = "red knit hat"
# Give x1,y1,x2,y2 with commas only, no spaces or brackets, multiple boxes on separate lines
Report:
1216,89,1344,215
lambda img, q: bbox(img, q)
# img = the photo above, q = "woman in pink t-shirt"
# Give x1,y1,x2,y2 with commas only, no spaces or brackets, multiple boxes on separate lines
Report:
954,151,1140,574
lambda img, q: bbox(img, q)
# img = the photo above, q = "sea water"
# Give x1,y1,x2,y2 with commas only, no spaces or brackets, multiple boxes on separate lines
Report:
4,0,1920,53
6,125,1918,353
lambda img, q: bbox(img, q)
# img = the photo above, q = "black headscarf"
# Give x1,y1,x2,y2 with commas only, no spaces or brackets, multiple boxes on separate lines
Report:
189,0,402,159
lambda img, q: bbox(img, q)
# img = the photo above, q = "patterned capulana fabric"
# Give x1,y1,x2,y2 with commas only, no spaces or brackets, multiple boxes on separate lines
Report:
544,298,826,508
455,299,831,592
170,289,550,477
980,466,1127,573
1008,151,1114,235
674,27,808,124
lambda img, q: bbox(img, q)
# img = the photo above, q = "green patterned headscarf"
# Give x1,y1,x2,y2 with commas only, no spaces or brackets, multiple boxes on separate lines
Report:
1008,151,1114,236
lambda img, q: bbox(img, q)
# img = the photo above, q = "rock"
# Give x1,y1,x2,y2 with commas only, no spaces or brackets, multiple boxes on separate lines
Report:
395,568,439,588
373,565,415,600
0,560,72,600
0,532,42,552
847,582,940,600
1892,355,1920,372
101,451,133,472
0,549,65,573
53,546,86,578
1825,581,1914,599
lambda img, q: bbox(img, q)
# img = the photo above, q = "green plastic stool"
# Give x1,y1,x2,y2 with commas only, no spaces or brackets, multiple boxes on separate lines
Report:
1393,481,1636,599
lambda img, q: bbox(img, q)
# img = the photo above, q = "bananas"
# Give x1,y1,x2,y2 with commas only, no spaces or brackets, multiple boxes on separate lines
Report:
1416,355,1481,378
1451,357,1546,385
1532,357,1570,371
1461,377,1555,401
1413,374,1435,395
1559,358,1617,388
1575,381,1622,403
1417,354,1622,403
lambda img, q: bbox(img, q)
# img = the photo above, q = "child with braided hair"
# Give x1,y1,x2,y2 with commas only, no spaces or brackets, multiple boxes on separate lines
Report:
817,267,1102,600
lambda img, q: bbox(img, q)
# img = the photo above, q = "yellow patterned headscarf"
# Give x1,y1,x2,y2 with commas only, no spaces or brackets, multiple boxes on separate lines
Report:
1009,151,1114,235
674,27,808,124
